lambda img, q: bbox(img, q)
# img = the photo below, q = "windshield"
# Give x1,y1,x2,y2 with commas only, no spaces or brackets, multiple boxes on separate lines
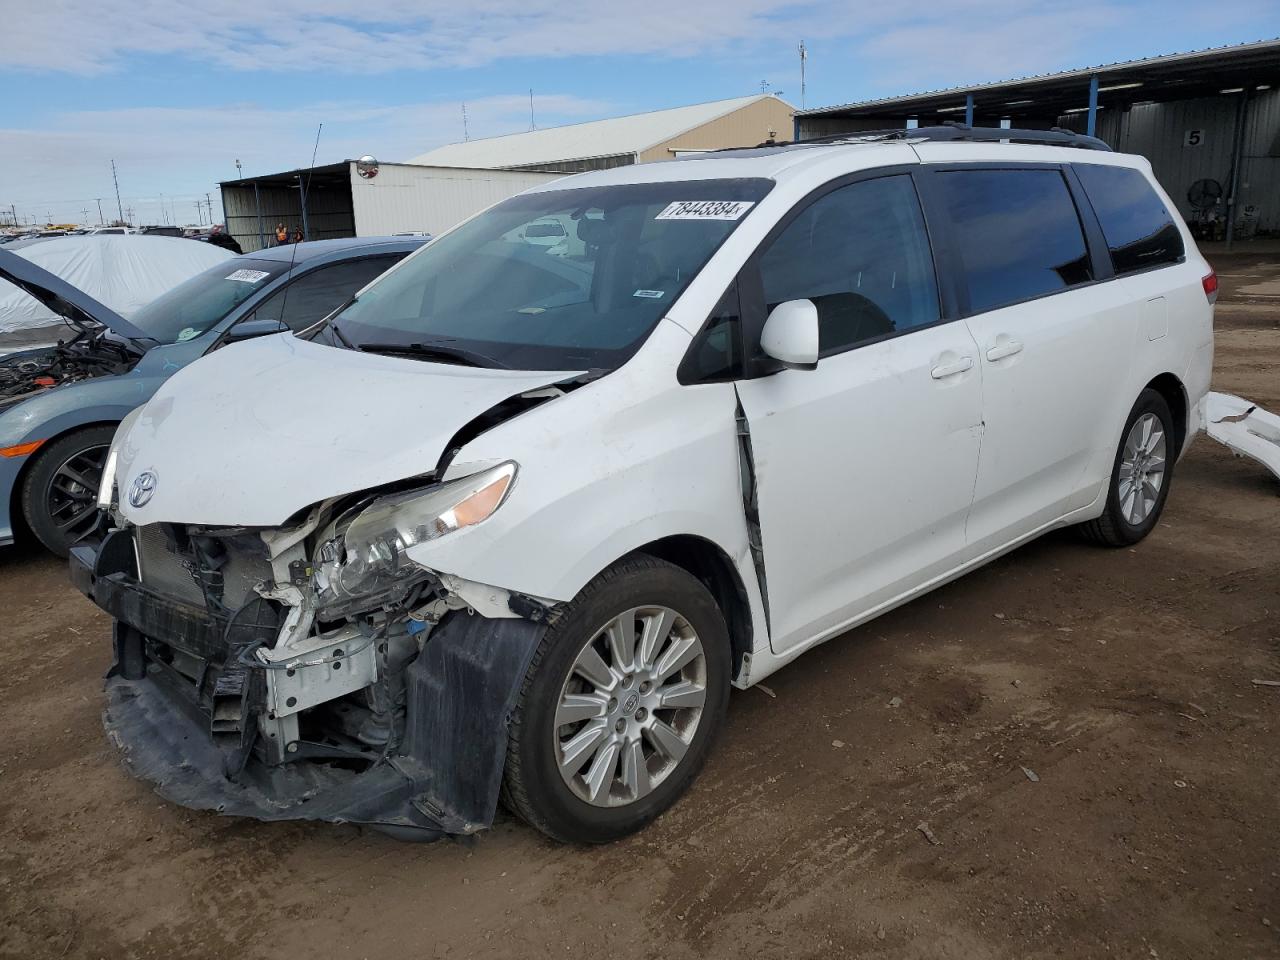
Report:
331,178,772,370
129,258,289,343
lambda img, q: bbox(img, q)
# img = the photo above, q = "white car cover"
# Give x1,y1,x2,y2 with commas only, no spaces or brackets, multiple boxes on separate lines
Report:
0,235,234,333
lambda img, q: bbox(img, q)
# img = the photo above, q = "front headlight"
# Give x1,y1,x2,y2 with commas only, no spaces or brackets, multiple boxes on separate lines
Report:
315,461,516,608
97,406,143,509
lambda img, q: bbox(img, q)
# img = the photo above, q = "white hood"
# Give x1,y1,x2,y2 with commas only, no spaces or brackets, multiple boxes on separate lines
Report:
116,334,579,527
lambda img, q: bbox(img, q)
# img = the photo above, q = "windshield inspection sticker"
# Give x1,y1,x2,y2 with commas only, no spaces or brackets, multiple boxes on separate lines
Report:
176,327,199,342
633,289,665,299
225,268,270,284
655,200,755,221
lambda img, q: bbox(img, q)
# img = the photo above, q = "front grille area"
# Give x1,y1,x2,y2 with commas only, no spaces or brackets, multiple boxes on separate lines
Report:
134,523,273,613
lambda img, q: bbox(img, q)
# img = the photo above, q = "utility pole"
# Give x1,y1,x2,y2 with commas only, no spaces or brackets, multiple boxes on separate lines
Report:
195,201,203,226
9,204,16,227
80,206,90,226
205,192,214,226
798,40,807,110
529,89,536,130
125,206,134,225
235,158,242,178
94,198,103,224
111,159,124,223
462,101,470,141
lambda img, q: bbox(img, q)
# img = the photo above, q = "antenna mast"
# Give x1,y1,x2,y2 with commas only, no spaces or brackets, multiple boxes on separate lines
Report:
798,40,807,110
529,89,536,130
111,159,124,223
462,101,470,141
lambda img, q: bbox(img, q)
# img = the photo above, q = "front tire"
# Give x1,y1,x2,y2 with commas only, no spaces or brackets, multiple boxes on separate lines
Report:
502,555,731,843
20,425,116,557
1081,389,1175,547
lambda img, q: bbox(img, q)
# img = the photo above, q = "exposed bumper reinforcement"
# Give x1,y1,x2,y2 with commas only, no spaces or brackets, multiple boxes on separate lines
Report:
76,531,547,840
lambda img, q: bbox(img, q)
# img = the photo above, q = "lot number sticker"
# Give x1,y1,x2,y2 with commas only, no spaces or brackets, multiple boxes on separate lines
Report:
656,200,755,221
225,268,270,283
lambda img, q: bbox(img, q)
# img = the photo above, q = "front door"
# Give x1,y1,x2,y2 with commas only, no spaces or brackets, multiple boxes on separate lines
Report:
733,173,984,655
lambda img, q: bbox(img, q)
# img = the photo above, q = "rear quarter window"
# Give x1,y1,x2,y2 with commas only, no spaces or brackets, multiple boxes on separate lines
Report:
1074,164,1185,275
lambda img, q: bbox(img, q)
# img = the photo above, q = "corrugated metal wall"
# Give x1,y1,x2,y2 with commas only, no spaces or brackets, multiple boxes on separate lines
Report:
222,176,355,254
350,163,561,236
1062,91,1280,233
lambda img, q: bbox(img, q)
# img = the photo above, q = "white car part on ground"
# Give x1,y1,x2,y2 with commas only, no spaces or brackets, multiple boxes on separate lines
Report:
1203,391,1280,485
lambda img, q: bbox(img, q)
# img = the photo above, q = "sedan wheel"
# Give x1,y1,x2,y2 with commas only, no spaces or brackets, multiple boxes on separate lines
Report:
20,425,118,557
45,445,109,541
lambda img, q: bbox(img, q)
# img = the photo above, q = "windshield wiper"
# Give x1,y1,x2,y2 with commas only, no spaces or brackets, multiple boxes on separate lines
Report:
355,338,510,369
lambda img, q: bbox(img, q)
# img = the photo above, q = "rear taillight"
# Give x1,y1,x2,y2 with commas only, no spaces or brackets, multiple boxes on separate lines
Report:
1202,269,1219,304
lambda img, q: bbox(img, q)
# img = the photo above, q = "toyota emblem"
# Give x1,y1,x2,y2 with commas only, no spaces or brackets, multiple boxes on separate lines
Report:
128,471,157,508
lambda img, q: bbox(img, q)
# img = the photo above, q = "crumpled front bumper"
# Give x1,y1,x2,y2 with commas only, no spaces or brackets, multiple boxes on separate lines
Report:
71,532,547,840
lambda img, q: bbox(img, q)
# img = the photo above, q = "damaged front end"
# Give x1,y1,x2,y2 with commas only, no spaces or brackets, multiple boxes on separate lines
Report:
72,463,556,839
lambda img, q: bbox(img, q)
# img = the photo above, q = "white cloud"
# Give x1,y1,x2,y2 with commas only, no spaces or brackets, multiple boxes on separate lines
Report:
5,0,826,74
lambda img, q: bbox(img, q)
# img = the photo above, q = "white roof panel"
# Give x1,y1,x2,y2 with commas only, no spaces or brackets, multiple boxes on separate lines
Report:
411,95,787,169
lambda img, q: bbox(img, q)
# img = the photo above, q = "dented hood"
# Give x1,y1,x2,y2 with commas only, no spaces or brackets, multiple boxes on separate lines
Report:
116,334,579,527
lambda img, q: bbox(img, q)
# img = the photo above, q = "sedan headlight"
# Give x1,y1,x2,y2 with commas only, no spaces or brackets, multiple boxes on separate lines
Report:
315,462,516,608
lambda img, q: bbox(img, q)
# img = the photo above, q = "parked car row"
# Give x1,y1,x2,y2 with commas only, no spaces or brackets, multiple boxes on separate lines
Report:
0,236,427,553
11,129,1215,846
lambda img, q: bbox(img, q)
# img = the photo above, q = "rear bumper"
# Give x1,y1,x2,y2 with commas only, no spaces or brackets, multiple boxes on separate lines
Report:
72,531,547,840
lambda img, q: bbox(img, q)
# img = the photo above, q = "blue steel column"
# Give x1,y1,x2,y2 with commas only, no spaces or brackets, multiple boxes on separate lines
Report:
1086,75,1099,137
965,93,974,127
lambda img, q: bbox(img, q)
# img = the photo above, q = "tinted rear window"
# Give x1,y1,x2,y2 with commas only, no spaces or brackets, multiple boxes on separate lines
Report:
1075,163,1184,275
940,168,1094,315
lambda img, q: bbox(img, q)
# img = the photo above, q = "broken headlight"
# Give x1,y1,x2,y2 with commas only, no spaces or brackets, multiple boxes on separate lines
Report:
315,462,516,607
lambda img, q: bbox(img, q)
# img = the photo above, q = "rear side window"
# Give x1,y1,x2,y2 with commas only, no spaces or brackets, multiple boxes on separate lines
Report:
255,255,403,331
940,169,1093,314
1074,164,1184,275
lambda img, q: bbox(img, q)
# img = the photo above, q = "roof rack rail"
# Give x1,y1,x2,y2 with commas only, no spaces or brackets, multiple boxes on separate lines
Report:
799,123,1112,151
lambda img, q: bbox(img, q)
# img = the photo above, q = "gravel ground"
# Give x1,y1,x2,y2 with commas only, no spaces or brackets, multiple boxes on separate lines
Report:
1,255,1277,960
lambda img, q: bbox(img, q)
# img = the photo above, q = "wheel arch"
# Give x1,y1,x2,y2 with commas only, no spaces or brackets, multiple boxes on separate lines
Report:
628,534,754,684
1144,372,1188,456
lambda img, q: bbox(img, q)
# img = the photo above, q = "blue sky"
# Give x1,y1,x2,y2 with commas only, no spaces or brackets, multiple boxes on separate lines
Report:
2,0,1275,227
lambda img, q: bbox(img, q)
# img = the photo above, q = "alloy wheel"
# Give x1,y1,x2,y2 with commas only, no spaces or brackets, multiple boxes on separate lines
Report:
553,606,707,808
45,444,108,540
1118,412,1167,525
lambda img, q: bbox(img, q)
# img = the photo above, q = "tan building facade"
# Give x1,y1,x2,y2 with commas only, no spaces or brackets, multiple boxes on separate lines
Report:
411,95,796,174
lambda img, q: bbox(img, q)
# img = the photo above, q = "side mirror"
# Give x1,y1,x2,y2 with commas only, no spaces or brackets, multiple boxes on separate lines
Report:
760,299,819,369
225,317,289,343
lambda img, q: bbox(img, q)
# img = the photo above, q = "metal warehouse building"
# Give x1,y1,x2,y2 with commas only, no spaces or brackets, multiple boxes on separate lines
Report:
796,39,1280,243
411,94,795,174
219,161,560,254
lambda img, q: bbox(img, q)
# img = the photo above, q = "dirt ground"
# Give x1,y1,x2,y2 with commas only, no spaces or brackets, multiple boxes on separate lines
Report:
2,255,1278,960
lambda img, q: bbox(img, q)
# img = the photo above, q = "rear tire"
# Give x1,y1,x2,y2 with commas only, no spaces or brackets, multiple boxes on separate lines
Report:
502,554,731,843
20,425,116,557
1080,389,1175,547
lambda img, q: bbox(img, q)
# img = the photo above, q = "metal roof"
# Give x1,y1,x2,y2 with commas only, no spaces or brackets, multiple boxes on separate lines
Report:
798,38,1280,122
410,95,790,169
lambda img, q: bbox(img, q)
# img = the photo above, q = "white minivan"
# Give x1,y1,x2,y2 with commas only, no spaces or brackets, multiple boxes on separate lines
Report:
75,128,1215,844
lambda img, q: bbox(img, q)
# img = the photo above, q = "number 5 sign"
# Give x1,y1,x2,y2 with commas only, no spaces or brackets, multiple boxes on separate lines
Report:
1184,129,1204,147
